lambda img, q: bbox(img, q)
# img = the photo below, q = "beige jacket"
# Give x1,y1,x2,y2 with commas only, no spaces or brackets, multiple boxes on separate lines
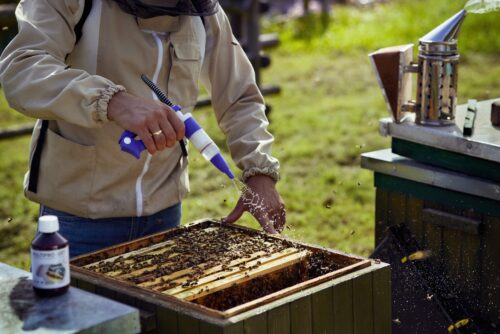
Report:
0,0,279,218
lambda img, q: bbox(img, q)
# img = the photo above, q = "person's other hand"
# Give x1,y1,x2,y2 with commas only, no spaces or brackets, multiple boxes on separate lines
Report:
224,175,286,234
107,91,185,155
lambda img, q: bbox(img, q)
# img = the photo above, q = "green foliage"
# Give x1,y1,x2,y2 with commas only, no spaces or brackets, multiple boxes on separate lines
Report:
1,0,499,270
265,0,500,55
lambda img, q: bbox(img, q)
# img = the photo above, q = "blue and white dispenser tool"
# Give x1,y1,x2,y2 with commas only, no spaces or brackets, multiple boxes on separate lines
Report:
118,75,235,180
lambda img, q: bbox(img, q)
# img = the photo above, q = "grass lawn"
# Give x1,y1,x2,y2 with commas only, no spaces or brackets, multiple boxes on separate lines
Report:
0,0,499,270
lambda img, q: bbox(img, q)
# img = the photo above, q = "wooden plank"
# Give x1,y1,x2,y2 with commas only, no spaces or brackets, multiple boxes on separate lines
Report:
111,239,274,281
423,208,481,235
108,251,182,278
136,299,157,333
170,249,308,301
78,279,96,293
112,290,137,308
290,296,312,334
392,138,500,183
374,173,500,219
459,229,481,315
221,260,371,317
353,273,373,334
312,287,334,334
70,276,78,287
178,313,200,334
199,322,222,334
164,248,301,295
406,196,424,244
243,312,267,334
387,192,407,226
95,285,117,300
83,239,175,269
333,280,353,334
372,265,391,334
268,304,291,334
70,221,216,266
375,189,389,246
198,323,244,334
442,228,461,291
140,246,275,289
480,216,500,323
174,250,307,301
422,203,443,271
223,323,244,334
156,306,179,334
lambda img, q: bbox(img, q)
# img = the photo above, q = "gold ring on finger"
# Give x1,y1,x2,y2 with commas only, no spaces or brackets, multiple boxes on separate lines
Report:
152,130,163,136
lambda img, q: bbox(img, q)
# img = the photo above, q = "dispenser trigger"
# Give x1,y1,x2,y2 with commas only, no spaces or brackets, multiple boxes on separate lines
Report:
119,130,146,159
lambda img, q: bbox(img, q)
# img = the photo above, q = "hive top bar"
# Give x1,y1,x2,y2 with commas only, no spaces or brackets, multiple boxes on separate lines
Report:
71,220,371,318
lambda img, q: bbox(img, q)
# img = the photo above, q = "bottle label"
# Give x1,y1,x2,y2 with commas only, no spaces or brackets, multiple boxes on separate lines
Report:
31,247,70,289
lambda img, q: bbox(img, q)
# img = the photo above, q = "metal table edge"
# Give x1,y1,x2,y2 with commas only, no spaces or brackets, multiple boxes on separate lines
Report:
361,149,500,202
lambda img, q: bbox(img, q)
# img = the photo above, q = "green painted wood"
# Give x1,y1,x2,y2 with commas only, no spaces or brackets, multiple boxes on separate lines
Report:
156,306,179,334
422,208,482,235
406,196,424,245
387,191,406,226
441,223,461,281
422,204,443,272
243,312,267,334
392,138,500,183
481,216,500,325
198,322,243,334
375,189,389,246
312,287,334,334
290,296,312,334
178,313,200,334
460,229,481,314
198,322,222,334
353,273,374,334
78,279,96,293
112,291,137,308
268,304,290,334
223,323,244,334
70,276,78,287
95,285,117,300
375,173,500,218
333,280,353,334
136,299,157,333
373,266,391,334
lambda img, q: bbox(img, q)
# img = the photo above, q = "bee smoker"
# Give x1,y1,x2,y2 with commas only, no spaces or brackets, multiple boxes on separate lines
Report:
369,10,467,126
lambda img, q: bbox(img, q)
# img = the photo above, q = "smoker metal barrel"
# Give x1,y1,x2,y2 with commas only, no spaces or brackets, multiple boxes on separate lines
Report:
415,41,459,126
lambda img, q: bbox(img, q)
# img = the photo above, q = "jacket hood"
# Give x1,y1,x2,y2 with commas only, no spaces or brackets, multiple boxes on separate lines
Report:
112,0,219,18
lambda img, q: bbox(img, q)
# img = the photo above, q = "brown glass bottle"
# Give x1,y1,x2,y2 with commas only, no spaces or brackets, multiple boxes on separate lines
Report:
31,216,70,297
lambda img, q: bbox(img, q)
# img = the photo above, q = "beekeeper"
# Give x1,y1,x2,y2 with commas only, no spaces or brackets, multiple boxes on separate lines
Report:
0,0,285,257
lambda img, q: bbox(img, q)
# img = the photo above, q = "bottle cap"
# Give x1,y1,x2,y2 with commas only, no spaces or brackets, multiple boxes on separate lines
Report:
38,215,59,233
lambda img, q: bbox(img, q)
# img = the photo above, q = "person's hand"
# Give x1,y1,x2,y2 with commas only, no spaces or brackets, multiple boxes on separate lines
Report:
107,91,185,155
224,174,286,234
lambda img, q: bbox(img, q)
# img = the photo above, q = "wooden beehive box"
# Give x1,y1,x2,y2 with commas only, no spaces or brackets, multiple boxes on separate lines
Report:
70,220,391,334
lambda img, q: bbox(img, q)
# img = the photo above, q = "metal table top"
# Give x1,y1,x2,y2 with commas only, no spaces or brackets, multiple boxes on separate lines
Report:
379,99,500,163
0,263,140,334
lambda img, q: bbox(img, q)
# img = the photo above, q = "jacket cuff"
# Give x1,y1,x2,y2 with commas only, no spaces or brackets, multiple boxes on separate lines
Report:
242,166,280,183
94,85,126,124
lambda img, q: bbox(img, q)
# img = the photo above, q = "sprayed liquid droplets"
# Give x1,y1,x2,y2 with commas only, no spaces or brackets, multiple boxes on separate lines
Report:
230,179,283,234
465,0,500,13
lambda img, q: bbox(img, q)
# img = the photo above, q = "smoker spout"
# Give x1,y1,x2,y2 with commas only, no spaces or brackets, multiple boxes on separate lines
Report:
420,9,467,43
